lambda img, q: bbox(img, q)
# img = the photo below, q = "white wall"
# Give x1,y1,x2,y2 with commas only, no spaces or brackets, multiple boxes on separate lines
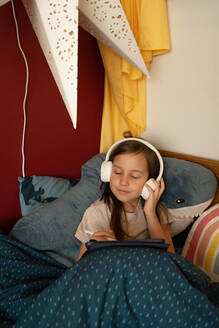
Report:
142,0,219,161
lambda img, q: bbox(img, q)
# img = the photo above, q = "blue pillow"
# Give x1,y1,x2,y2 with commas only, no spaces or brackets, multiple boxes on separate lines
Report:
18,176,79,216
11,154,106,264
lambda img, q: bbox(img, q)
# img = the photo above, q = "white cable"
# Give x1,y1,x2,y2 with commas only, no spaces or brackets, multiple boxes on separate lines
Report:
11,0,29,178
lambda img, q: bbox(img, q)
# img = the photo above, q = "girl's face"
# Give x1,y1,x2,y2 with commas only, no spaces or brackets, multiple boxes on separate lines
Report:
110,152,149,209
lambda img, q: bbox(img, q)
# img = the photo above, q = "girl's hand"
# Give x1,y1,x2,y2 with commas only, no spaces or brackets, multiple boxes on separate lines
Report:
91,230,116,242
143,178,165,216
76,230,116,262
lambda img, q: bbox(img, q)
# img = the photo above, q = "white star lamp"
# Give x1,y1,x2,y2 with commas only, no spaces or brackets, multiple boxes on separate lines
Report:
0,0,149,129
79,0,150,78
21,0,79,129
0,0,10,5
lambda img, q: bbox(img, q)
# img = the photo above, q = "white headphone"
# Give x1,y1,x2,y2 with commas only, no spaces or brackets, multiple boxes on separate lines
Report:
100,138,164,200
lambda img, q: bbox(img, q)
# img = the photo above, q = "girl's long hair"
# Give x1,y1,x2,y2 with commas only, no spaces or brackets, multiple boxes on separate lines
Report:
101,140,160,240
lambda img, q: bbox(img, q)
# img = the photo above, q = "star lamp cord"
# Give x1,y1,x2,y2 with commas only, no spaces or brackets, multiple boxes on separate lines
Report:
11,0,29,178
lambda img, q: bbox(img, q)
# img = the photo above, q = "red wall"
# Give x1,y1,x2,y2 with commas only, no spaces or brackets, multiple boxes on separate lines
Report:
0,0,104,233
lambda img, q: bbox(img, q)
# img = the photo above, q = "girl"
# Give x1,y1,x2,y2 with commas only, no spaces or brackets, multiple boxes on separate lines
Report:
75,138,175,261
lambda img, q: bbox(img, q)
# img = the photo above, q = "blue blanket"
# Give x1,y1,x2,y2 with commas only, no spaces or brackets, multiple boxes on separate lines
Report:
0,233,219,328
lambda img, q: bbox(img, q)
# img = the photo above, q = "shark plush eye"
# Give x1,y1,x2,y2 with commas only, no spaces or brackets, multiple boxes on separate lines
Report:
176,198,186,205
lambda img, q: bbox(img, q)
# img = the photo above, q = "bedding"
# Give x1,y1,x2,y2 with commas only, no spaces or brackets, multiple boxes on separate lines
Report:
10,154,106,265
17,156,217,222
10,154,217,266
1,152,219,327
0,232,218,328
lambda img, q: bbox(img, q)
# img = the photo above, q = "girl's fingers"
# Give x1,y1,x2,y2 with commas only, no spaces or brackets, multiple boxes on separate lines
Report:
92,230,116,241
93,230,114,237
151,178,165,196
159,178,165,192
144,178,165,202
91,236,115,242
155,178,165,197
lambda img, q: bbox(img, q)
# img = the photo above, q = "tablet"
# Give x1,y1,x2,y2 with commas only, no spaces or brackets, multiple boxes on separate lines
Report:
85,239,170,252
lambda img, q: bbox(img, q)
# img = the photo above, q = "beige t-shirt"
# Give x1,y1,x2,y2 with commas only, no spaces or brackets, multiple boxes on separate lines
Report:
75,199,173,243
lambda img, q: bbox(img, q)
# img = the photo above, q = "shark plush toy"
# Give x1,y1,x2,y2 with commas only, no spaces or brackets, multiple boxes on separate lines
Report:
161,157,217,236
11,153,217,266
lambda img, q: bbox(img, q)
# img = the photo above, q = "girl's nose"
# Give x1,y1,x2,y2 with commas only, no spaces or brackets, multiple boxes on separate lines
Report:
120,175,129,185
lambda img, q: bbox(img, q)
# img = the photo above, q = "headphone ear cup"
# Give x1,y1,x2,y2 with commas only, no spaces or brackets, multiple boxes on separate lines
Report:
100,161,112,182
141,185,149,200
146,178,156,191
141,179,156,200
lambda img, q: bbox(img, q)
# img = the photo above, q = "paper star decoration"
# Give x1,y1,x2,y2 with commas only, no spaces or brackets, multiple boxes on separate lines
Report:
0,0,149,129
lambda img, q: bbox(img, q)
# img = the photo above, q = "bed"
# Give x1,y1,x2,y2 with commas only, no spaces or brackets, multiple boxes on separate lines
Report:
0,150,219,327
1,1,218,326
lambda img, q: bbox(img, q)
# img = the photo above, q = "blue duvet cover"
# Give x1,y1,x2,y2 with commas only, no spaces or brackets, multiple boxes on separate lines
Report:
0,233,219,328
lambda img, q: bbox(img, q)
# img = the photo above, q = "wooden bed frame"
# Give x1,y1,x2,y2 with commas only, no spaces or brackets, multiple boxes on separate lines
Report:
160,150,219,205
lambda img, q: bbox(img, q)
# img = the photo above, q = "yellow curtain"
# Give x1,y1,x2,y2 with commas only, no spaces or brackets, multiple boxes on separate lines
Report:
98,0,170,153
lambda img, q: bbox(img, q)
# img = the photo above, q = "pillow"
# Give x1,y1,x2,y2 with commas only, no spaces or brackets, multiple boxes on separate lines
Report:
10,154,106,260
182,203,219,282
18,175,79,216
11,154,217,266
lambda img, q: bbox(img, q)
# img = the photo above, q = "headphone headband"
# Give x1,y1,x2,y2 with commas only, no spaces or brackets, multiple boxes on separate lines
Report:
104,137,164,181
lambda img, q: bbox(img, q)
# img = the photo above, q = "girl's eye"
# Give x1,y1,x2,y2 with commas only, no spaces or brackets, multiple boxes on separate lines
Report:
114,171,121,175
131,175,140,179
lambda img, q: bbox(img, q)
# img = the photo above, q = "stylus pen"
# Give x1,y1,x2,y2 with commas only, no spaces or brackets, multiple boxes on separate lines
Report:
85,230,93,235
